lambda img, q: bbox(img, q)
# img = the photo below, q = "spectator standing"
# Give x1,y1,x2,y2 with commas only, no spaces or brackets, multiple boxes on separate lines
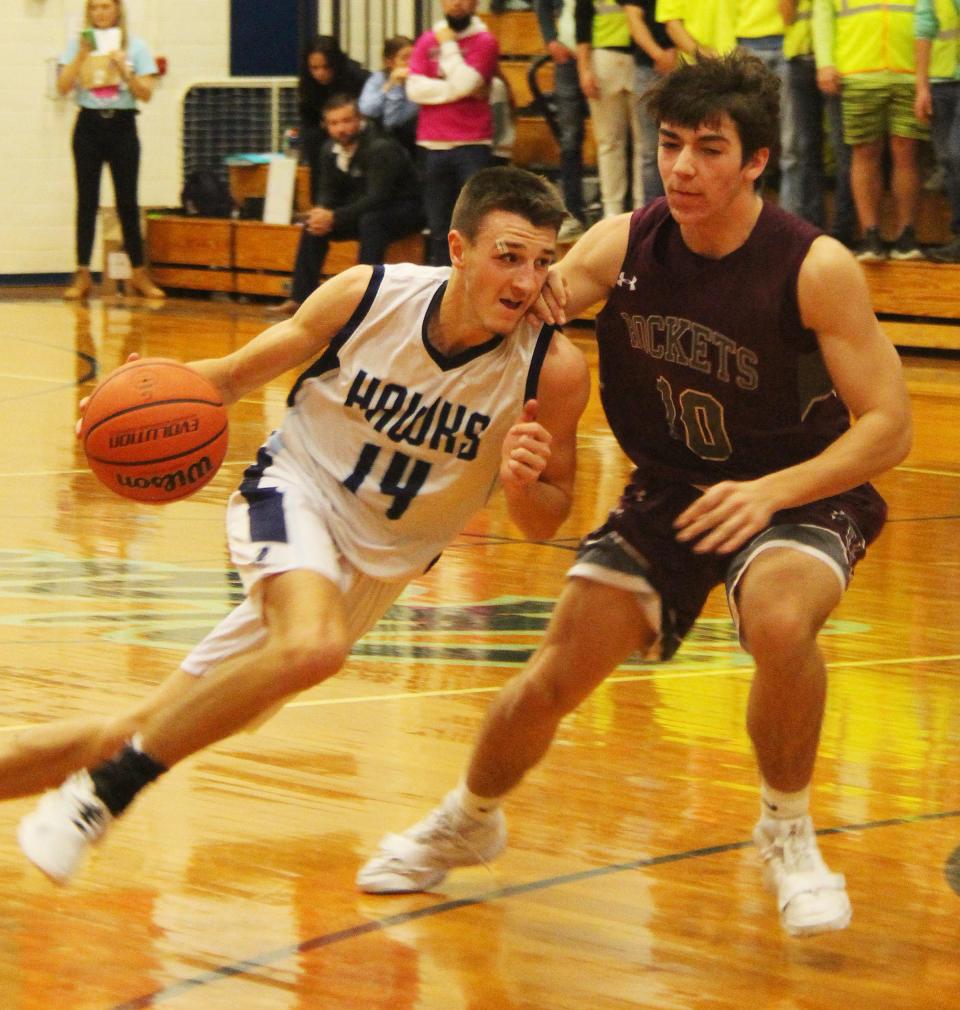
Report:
782,0,856,244
56,0,164,300
297,35,370,192
733,2,799,214
269,96,424,316
407,0,499,266
623,1,678,205
534,0,590,239
915,0,960,262
813,0,928,261
574,0,644,217
358,36,420,155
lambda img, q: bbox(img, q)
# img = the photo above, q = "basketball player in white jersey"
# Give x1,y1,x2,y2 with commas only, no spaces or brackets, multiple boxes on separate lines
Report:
8,166,591,885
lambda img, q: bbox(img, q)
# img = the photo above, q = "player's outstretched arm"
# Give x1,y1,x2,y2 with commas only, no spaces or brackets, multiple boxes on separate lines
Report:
189,266,375,405
500,331,591,540
535,214,630,326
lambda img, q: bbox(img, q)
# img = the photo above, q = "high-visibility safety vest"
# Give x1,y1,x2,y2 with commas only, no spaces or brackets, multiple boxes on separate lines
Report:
929,0,960,79
590,0,632,48
784,0,814,59
736,0,785,39
829,0,918,75
655,0,737,57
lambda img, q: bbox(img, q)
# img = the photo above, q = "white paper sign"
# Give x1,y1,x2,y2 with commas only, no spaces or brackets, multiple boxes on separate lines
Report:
94,27,122,53
262,156,297,225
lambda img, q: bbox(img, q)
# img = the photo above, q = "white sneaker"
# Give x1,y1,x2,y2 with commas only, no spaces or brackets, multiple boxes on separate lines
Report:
753,816,852,936
557,216,585,244
17,771,112,885
356,790,507,894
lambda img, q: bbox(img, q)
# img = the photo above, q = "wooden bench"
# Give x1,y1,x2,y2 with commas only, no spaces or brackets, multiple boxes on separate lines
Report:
233,221,302,296
145,216,234,292
860,259,960,321
320,231,426,277
146,216,425,296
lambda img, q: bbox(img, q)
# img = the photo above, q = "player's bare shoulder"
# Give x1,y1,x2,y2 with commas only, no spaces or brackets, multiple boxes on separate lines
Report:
537,326,591,431
799,234,868,296
296,264,377,332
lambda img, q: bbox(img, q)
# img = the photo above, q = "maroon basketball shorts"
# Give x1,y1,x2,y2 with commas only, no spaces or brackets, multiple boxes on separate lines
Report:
568,480,887,660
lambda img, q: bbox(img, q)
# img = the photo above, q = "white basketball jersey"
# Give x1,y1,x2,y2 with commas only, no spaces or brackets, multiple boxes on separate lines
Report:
258,263,555,579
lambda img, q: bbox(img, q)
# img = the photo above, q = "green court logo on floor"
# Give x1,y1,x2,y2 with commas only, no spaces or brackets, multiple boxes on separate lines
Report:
0,550,871,669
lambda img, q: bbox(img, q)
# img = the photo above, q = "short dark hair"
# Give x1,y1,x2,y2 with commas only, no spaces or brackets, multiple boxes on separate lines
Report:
450,167,566,241
382,35,413,63
645,51,780,164
322,93,359,118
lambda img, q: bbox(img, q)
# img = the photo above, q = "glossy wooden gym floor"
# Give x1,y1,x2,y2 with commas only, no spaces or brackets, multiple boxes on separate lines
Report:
0,290,957,1010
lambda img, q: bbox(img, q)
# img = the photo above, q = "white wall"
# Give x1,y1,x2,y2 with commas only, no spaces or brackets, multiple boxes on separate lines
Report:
2,0,231,277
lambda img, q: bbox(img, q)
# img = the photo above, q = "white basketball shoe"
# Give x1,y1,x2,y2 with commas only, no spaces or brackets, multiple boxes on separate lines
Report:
357,790,507,894
17,771,112,884
753,815,852,936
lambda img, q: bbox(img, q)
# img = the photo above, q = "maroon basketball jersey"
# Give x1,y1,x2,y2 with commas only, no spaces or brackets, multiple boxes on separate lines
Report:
595,198,853,485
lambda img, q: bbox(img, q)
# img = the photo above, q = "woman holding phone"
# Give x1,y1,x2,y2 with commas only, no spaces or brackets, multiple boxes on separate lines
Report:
57,0,164,299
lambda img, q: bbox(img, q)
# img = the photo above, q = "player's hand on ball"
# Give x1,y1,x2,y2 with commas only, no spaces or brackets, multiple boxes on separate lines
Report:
76,352,141,438
501,400,551,487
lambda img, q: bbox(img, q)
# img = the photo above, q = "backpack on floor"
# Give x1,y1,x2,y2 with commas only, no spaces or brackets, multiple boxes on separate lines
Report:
181,170,234,218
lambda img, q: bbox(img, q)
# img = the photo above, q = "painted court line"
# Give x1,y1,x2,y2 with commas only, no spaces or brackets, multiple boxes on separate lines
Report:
105,808,960,1010
1,652,958,734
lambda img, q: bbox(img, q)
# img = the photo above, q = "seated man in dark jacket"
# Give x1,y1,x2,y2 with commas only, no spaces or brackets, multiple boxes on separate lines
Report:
272,94,424,313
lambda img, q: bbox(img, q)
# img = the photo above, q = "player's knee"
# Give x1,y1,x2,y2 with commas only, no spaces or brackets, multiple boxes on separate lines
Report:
275,631,349,692
741,598,817,663
521,663,591,720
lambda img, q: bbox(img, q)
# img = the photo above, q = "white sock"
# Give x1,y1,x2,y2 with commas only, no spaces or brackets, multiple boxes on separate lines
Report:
455,780,501,821
760,780,810,822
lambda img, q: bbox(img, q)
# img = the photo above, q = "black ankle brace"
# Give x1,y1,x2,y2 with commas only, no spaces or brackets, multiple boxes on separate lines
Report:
89,744,168,817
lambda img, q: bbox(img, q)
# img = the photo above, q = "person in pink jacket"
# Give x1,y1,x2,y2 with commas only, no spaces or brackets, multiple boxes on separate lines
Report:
407,0,500,264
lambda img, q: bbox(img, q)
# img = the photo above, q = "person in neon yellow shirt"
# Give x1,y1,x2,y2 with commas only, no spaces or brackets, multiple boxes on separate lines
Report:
656,0,737,60
813,0,929,261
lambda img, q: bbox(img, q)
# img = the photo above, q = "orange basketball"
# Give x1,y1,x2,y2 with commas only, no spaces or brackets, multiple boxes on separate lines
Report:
81,357,229,503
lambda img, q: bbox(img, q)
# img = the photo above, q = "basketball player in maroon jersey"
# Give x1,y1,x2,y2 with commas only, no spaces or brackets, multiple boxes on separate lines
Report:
359,52,912,938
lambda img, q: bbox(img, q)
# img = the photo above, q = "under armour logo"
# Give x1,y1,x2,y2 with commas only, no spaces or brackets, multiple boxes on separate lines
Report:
616,272,637,290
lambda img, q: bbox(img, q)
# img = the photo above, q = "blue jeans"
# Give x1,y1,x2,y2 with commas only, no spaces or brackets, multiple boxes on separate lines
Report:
553,58,587,221
632,63,664,203
931,80,960,235
421,145,493,265
786,55,856,242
